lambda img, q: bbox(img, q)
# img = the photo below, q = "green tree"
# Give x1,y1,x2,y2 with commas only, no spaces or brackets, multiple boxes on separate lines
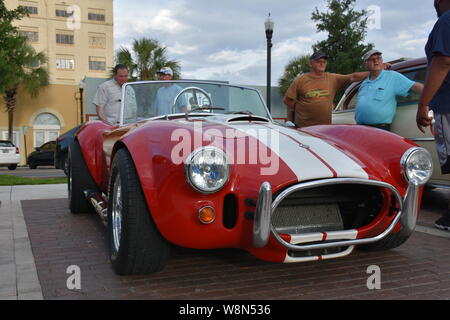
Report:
115,38,181,81
278,55,310,97
0,2,49,142
0,2,28,91
311,0,373,76
3,43,49,142
311,0,373,103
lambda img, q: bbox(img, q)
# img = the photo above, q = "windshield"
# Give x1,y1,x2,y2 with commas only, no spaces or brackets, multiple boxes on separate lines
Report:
120,81,270,125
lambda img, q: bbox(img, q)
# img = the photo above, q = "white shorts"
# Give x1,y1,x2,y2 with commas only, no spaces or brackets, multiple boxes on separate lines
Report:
434,112,450,174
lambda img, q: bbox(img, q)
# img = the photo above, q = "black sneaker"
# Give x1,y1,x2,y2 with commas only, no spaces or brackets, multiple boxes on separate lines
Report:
435,216,450,231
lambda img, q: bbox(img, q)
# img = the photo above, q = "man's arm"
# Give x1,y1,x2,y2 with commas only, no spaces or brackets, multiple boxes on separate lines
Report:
349,72,369,82
96,105,107,122
348,63,392,83
283,96,296,122
416,54,450,133
411,82,424,94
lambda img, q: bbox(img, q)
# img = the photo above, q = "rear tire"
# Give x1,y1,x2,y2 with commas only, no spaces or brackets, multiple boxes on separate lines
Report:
68,140,98,214
8,164,17,170
108,148,170,275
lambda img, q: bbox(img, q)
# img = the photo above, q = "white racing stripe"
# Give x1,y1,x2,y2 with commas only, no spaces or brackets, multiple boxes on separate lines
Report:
274,124,369,179
220,122,335,181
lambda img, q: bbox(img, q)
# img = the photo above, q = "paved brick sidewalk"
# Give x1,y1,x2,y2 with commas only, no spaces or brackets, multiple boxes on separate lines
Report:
21,198,450,300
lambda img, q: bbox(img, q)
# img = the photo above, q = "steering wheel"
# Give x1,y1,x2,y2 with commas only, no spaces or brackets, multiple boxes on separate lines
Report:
172,87,213,114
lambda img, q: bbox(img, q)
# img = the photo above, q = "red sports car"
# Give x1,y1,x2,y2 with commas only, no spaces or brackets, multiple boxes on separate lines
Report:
68,81,433,275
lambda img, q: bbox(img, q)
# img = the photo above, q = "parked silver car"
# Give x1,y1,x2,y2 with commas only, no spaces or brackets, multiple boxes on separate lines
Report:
332,57,449,188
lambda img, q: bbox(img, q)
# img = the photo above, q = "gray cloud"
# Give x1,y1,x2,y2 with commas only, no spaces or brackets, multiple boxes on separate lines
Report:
114,0,438,85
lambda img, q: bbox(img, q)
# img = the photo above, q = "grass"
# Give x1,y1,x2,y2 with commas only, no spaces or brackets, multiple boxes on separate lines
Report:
0,175,67,186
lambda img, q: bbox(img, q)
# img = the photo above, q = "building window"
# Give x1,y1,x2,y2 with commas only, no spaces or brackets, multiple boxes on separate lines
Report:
19,30,39,42
55,9,72,17
88,12,105,22
33,113,60,148
20,5,38,15
56,56,75,70
89,57,106,71
88,33,106,49
56,33,74,45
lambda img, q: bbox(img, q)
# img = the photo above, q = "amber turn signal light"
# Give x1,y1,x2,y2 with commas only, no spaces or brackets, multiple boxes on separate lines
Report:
198,206,216,224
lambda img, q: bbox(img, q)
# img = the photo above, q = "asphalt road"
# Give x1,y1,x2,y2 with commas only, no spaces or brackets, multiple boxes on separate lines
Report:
0,166,66,178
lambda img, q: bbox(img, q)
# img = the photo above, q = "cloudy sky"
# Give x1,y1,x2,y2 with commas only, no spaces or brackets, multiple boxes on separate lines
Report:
114,0,438,86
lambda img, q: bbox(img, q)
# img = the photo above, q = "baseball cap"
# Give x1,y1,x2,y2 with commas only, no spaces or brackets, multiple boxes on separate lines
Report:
363,49,382,61
310,51,328,61
157,67,173,76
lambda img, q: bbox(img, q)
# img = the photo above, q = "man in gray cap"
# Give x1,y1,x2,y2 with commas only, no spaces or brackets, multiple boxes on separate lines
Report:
154,66,187,115
355,50,424,130
284,51,371,128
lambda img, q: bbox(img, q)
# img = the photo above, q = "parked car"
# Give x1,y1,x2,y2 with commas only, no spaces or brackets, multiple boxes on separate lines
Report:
332,57,448,188
0,140,20,170
55,125,81,175
68,80,432,275
27,140,56,169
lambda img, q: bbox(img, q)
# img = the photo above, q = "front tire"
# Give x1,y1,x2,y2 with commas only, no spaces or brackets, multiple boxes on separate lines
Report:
358,226,411,251
108,148,170,275
68,140,98,214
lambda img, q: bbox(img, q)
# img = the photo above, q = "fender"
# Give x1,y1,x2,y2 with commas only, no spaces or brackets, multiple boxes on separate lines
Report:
302,125,418,194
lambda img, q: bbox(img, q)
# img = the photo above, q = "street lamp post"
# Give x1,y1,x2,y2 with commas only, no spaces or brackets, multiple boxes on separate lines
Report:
79,79,86,123
265,14,274,112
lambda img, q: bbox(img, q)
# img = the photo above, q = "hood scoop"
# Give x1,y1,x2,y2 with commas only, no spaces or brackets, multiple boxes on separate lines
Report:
226,115,270,123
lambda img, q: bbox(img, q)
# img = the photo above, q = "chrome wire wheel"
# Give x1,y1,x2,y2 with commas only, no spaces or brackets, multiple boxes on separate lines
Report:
111,175,123,255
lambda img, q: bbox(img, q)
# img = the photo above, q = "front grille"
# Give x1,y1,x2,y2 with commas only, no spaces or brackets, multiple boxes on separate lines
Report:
272,184,385,235
273,204,343,234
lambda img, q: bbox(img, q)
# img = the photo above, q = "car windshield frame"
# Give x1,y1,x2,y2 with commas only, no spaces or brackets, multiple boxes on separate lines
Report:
119,80,272,126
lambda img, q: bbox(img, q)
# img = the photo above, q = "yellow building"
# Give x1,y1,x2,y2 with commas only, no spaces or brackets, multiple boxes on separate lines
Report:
1,0,114,165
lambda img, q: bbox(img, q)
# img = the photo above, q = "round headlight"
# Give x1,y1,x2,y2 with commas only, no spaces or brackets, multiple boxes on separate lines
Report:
401,147,433,186
185,147,230,194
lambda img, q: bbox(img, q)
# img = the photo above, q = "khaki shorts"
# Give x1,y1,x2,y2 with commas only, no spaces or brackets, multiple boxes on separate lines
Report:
434,112,450,174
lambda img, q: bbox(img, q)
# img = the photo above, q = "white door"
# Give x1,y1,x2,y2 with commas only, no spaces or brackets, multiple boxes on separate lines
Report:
32,112,61,148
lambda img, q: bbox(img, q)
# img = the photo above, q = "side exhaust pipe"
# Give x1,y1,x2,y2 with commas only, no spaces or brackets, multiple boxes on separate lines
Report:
84,190,108,226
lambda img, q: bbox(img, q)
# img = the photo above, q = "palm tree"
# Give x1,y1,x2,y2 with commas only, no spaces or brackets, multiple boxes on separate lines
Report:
115,38,181,81
278,55,311,97
3,41,49,142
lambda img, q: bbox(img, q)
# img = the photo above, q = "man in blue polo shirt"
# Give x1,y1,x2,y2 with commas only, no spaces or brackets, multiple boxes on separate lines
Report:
355,50,424,130
416,0,450,231
154,67,187,116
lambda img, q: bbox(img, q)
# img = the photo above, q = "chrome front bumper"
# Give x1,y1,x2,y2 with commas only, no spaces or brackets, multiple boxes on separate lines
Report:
253,178,420,251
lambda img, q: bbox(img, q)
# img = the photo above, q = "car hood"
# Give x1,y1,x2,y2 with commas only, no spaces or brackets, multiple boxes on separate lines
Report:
169,114,369,182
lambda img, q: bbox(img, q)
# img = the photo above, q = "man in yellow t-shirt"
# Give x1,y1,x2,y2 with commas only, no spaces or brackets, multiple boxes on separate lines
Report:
284,52,370,128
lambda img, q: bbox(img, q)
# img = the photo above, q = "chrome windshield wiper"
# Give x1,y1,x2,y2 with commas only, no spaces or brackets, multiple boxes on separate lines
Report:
188,106,225,113
226,111,254,116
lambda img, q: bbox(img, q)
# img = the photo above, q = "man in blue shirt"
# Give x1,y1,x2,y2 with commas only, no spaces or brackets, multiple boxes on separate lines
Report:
154,67,187,116
416,0,450,231
355,50,423,130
